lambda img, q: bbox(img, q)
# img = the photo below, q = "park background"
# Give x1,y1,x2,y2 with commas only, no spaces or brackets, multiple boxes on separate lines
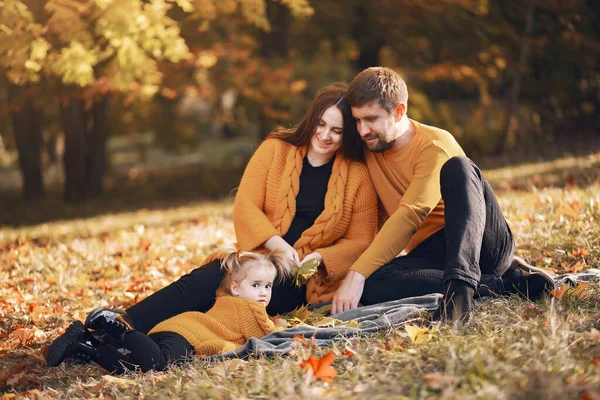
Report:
1,0,600,399
1,0,599,224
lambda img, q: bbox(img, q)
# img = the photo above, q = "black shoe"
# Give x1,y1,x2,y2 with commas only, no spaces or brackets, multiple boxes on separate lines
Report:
46,321,98,366
433,280,475,324
85,308,135,343
503,256,556,300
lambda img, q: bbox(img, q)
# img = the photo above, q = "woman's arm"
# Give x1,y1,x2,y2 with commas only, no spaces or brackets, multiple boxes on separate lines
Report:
232,140,281,250
313,166,378,285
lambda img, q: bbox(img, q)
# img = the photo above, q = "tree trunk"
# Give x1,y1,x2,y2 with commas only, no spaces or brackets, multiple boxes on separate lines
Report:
498,0,536,153
351,3,384,70
86,96,110,197
262,0,291,59
9,85,44,200
61,96,88,202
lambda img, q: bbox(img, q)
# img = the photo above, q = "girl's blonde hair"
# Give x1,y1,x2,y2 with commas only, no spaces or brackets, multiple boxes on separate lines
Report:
214,249,290,297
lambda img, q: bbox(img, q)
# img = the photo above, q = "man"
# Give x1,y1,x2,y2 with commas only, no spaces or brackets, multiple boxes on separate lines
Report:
331,67,553,321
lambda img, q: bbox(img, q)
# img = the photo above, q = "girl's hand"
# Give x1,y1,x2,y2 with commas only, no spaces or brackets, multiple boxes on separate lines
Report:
272,317,287,328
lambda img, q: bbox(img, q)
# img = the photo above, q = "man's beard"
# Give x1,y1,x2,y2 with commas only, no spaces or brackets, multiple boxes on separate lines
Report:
364,135,395,153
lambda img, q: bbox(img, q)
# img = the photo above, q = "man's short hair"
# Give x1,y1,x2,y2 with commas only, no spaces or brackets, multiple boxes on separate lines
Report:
346,67,408,114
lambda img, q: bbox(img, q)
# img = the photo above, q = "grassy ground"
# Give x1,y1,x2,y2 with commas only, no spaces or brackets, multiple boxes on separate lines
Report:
1,152,600,399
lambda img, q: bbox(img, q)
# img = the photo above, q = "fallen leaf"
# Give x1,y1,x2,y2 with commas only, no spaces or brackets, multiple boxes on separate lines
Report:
310,304,332,318
343,346,356,357
570,281,591,299
0,360,29,388
551,285,568,300
423,373,458,389
102,375,137,386
139,239,151,251
581,391,600,400
568,261,585,273
300,352,337,383
572,248,589,257
405,324,437,344
8,327,46,348
344,320,360,329
312,317,340,328
206,359,248,377
289,305,313,322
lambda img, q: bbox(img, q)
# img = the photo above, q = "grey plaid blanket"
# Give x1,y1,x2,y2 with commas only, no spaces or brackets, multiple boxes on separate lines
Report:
214,293,442,360
209,268,600,361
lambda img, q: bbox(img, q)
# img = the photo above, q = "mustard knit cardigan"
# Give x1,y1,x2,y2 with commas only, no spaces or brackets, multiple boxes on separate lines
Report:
148,296,276,356
231,138,378,304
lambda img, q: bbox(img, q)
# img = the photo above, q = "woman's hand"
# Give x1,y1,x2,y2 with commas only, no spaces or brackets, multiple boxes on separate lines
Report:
300,252,323,266
263,235,300,265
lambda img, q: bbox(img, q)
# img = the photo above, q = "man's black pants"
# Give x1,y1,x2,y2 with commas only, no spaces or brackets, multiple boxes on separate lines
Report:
361,156,515,305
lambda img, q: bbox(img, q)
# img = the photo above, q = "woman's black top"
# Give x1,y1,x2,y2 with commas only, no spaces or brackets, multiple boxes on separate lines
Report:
281,156,334,246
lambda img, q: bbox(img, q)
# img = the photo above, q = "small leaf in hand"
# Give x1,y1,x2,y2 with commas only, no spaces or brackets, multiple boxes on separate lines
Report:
293,258,320,287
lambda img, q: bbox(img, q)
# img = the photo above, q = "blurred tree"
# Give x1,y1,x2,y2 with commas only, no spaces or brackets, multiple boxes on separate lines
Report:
0,0,313,200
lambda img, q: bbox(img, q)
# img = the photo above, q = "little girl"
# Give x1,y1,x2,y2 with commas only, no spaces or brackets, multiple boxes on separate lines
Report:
46,250,287,373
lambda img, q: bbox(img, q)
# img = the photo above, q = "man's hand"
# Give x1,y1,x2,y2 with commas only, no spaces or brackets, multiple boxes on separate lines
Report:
331,270,366,315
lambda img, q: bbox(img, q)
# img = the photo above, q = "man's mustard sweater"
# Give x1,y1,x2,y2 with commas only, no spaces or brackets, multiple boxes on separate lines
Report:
351,119,466,278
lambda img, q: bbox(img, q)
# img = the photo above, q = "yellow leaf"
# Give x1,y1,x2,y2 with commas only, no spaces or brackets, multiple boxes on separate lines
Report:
102,375,137,386
310,304,331,319
292,258,320,287
206,359,247,377
289,304,312,322
405,324,436,344
344,320,360,329
76,273,91,287
312,317,340,327
571,281,591,300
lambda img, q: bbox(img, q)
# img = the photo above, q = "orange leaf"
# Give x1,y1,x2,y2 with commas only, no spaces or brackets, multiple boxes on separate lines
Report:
139,239,152,251
0,360,29,388
343,346,356,357
300,352,337,383
568,261,585,273
572,248,589,257
571,281,591,300
551,285,568,300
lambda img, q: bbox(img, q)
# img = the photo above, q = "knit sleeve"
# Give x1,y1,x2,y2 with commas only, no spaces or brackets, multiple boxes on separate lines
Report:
351,146,450,278
316,164,378,284
233,139,281,250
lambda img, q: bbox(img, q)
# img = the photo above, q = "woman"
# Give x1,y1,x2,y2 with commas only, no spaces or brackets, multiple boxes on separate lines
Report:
119,84,378,334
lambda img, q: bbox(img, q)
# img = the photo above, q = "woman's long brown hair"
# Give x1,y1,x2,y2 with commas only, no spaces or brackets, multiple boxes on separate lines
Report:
267,84,364,161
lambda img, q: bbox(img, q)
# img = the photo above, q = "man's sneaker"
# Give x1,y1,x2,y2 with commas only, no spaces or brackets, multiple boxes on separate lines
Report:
46,321,98,366
85,308,135,343
503,256,556,299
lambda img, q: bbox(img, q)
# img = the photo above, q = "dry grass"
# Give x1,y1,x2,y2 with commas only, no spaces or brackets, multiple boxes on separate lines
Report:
1,152,600,399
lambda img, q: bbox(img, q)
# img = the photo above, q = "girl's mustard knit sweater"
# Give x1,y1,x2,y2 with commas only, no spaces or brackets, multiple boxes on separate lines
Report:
148,296,275,356
232,138,378,304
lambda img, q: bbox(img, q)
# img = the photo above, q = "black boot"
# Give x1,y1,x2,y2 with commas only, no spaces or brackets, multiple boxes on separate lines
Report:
46,321,99,366
85,308,135,344
433,280,475,324
502,256,556,300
